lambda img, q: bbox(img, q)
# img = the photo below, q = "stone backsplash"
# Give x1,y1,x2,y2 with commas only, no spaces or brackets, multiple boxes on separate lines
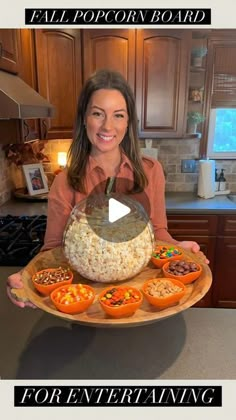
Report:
0,146,12,205
1,138,236,205
141,138,236,193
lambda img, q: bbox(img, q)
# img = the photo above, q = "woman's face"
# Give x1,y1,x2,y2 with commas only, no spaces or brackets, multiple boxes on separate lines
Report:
85,89,128,155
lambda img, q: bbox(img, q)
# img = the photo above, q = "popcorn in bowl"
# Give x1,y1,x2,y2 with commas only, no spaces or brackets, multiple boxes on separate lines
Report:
63,194,155,283
63,218,154,282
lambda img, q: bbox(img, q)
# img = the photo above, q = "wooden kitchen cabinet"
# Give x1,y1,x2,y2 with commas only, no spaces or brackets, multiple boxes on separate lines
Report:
0,29,19,74
167,214,218,307
82,29,135,91
186,31,209,138
136,29,191,138
17,29,40,141
0,29,40,144
35,29,82,139
213,215,236,308
0,120,39,145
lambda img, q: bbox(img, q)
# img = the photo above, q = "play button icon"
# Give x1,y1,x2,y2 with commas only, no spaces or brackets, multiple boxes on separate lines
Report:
84,177,151,243
108,198,131,223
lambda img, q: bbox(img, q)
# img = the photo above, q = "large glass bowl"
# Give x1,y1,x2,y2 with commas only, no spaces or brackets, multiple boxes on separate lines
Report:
63,193,155,283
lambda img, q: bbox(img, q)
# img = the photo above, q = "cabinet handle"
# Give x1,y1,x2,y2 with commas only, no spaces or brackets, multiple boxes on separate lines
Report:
0,42,2,58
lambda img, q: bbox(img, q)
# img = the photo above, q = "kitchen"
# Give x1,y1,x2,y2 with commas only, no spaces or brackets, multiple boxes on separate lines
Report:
0,28,236,380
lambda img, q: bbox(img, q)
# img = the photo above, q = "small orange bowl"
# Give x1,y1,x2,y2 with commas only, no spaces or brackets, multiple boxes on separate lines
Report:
162,260,202,284
151,245,183,268
50,283,95,314
142,278,186,309
32,267,73,296
99,285,143,318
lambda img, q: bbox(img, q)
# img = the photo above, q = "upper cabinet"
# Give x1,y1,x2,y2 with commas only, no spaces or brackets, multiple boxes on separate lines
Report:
0,29,19,74
1,29,213,143
0,29,40,144
35,29,82,139
17,29,40,141
82,29,135,92
186,31,209,139
136,29,191,138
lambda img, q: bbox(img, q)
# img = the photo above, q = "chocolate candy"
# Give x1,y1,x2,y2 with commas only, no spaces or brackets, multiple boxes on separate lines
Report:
167,260,199,276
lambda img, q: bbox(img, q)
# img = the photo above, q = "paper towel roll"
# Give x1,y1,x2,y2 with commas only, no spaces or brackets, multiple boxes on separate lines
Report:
198,160,216,199
140,139,158,160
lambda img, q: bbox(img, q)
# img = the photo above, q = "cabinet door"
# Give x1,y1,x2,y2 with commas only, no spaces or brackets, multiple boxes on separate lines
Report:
136,29,191,138
0,120,32,145
213,215,236,308
218,214,236,236
167,214,218,236
17,29,40,141
213,237,236,308
0,29,18,74
82,29,135,91
167,214,218,307
35,29,82,139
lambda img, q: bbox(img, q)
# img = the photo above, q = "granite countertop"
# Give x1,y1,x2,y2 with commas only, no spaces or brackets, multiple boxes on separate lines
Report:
0,266,235,380
0,197,48,216
166,192,236,214
1,192,236,216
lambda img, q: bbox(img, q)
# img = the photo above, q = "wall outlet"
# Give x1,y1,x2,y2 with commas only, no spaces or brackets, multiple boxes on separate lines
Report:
181,159,196,173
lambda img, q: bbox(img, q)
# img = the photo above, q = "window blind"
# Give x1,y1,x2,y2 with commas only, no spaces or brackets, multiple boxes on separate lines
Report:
212,45,236,107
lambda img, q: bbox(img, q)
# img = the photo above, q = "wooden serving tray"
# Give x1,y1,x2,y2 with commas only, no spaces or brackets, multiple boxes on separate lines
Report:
19,242,212,328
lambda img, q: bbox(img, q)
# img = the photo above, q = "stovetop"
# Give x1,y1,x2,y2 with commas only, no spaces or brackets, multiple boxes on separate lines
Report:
0,215,47,266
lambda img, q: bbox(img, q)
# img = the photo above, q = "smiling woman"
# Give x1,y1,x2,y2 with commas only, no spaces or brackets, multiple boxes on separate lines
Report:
85,89,129,170
7,69,208,309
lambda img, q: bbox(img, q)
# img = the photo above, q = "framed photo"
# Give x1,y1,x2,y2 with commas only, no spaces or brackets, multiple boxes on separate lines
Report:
189,87,204,103
22,163,48,196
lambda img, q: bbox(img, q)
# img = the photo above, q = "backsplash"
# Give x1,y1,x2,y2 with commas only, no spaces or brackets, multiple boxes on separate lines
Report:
142,138,236,193
0,146,12,205
1,138,236,205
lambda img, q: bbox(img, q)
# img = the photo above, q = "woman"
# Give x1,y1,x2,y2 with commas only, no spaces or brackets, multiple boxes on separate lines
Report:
7,69,207,308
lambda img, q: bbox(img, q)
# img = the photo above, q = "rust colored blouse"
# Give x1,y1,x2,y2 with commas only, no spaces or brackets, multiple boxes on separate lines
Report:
42,152,177,251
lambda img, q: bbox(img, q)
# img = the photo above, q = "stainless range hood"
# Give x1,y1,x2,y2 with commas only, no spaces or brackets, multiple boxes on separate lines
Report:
0,70,55,119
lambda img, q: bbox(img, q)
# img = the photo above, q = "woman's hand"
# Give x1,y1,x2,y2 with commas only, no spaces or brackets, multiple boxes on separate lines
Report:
6,271,37,309
177,241,210,264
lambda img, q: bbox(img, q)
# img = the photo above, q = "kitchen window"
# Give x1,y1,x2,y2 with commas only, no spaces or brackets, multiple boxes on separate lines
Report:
205,39,236,159
207,108,236,158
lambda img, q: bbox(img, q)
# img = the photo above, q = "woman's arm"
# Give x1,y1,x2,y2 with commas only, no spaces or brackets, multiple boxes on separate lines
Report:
144,158,209,263
7,171,75,308
144,158,178,243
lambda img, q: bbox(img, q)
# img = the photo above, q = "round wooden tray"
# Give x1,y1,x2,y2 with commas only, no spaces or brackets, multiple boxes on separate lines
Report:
19,242,212,328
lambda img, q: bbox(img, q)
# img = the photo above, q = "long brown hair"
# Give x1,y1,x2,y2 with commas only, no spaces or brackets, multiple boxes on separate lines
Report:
67,69,148,193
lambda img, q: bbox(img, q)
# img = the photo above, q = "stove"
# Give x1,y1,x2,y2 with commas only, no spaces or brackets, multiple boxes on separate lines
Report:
0,215,47,266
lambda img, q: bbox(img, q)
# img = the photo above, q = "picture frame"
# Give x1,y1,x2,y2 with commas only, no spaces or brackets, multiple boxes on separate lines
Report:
22,163,49,196
189,87,204,103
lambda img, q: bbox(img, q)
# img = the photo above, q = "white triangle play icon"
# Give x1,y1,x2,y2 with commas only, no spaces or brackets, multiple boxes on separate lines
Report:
108,198,131,223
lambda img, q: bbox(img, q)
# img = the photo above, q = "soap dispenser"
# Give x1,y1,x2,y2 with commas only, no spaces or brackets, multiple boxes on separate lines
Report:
215,169,219,191
219,169,226,191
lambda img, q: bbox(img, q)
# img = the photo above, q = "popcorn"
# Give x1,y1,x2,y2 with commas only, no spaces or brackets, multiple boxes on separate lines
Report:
63,217,154,283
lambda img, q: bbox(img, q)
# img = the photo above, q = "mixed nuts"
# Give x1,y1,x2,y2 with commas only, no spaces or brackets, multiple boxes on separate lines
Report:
33,267,72,285
144,279,183,298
